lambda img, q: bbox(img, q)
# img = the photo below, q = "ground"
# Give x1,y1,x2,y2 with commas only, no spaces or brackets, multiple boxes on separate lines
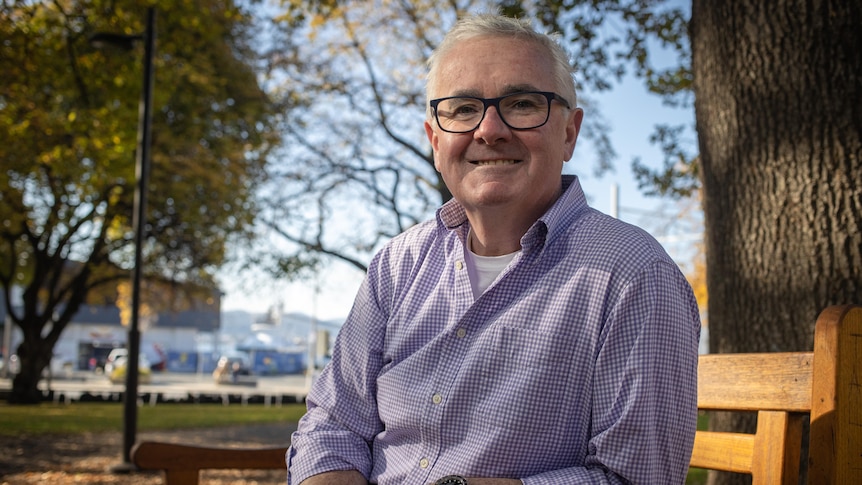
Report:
0,424,294,485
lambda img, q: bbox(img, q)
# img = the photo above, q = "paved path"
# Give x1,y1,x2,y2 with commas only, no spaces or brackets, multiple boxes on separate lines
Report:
0,371,311,404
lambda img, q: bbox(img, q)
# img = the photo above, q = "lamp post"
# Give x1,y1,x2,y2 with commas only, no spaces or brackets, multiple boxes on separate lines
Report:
90,7,155,472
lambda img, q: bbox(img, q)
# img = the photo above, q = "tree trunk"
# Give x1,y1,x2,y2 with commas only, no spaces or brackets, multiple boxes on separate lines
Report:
690,0,862,483
9,336,53,404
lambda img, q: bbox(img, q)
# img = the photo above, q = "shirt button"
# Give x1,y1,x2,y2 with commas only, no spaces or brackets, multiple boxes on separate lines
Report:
455,260,464,270
456,328,467,338
419,458,429,468
432,393,443,404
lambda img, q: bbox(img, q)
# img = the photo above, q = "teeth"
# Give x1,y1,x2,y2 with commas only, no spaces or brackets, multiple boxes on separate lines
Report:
474,160,517,166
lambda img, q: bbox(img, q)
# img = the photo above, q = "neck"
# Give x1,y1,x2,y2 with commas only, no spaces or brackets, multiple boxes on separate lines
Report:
466,202,546,256
468,219,523,256
464,183,562,256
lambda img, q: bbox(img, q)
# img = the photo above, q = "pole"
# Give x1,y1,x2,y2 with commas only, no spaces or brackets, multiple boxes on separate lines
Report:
118,7,155,471
2,314,12,379
306,278,319,390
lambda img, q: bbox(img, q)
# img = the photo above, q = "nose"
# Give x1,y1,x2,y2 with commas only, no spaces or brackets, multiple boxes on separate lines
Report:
473,106,511,144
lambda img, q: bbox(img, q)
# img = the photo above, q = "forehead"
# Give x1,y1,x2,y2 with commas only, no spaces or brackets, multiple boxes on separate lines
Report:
433,36,555,97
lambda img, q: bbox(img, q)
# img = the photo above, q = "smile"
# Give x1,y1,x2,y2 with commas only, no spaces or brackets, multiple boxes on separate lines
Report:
471,159,520,166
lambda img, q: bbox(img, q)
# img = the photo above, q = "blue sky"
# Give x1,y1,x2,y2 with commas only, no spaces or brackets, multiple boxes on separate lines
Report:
576,75,695,218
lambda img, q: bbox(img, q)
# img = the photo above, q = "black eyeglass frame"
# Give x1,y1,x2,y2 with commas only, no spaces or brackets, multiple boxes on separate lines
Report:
429,91,572,134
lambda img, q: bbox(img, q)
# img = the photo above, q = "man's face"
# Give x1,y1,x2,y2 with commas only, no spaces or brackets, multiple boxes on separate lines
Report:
425,36,584,219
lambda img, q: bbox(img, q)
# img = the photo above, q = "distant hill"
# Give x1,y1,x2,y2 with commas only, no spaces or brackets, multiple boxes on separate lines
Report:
221,310,345,343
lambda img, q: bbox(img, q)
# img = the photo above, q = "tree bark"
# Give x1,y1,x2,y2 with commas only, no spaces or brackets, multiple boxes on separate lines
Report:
690,0,862,483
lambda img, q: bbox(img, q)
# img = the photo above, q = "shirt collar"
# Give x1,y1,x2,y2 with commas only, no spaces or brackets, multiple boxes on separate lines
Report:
436,175,590,250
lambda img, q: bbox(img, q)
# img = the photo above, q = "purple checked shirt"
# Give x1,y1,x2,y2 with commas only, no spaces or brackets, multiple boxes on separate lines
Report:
288,176,701,484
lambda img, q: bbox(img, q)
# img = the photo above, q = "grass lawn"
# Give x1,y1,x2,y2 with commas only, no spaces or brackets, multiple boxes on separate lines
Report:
0,402,307,436
687,467,707,484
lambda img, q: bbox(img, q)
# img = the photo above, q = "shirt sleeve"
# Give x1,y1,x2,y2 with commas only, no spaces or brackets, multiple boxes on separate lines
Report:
522,260,701,485
287,258,390,484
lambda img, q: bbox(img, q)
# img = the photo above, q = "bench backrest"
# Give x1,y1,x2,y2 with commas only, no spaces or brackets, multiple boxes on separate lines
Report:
690,304,862,484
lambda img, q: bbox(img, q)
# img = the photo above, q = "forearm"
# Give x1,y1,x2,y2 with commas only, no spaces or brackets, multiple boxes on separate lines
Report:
300,470,368,485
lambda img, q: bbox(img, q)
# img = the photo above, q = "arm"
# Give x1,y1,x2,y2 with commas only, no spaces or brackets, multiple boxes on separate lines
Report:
288,266,390,484
300,470,368,485
594,261,700,483
526,261,701,484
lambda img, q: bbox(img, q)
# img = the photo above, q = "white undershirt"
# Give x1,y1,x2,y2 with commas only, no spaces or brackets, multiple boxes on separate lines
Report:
465,230,520,299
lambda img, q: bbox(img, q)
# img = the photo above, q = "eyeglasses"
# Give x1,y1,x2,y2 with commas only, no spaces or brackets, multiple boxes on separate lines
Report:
429,91,571,134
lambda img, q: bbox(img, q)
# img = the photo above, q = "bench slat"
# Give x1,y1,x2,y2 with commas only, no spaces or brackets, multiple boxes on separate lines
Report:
690,431,755,473
132,442,287,470
697,352,813,412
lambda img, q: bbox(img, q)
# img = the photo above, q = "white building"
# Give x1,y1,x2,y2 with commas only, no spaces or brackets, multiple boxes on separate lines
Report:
2,293,220,375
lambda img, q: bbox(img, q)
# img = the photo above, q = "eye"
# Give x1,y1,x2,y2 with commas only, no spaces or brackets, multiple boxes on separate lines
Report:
503,93,544,112
448,99,482,116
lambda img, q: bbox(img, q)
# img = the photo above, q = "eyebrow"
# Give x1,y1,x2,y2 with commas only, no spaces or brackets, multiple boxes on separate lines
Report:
448,84,545,98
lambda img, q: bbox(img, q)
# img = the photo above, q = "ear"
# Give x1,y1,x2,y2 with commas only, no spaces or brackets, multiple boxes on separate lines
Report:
424,120,441,172
563,107,584,161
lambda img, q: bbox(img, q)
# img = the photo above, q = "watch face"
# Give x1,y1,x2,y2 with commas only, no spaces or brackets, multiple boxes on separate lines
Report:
436,475,467,485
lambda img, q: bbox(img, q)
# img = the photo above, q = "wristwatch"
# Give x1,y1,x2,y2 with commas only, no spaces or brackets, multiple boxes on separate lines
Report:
435,475,468,485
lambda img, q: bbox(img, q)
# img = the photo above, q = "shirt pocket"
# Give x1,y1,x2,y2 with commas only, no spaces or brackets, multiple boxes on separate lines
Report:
473,325,573,433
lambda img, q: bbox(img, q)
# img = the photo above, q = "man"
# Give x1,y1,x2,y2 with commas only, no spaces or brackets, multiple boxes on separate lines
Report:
288,14,701,485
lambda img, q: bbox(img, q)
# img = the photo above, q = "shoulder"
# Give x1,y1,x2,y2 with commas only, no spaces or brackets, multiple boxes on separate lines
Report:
366,215,459,287
545,177,671,268
374,218,447,266
564,207,673,268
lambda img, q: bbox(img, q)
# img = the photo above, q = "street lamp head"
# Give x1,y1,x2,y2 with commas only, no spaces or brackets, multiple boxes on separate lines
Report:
89,32,144,51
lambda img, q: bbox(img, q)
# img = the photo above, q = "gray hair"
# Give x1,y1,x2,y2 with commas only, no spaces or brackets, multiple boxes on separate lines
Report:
426,14,578,118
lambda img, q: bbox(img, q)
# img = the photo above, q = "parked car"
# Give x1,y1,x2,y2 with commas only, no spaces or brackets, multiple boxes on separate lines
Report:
0,353,71,378
0,352,15,376
47,354,75,379
5,354,20,375
212,355,252,384
103,348,127,375
108,353,152,384
88,344,121,374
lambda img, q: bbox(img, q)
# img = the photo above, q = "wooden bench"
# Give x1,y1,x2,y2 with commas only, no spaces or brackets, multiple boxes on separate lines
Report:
132,442,287,484
132,304,862,485
691,304,862,483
